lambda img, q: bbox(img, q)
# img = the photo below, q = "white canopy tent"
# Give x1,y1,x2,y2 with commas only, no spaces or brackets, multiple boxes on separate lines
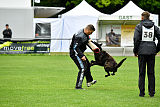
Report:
62,0,106,17
98,1,159,48
50,0,107,52
48,0,159,55
112,1,158,26
61,0,107,40
99,1,158,26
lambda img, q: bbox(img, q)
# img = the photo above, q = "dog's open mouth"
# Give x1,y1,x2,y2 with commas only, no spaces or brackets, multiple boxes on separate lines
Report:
93,48,100,53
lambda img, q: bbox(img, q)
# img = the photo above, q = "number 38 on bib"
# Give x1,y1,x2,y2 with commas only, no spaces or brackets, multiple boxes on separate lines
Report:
142,26,154,41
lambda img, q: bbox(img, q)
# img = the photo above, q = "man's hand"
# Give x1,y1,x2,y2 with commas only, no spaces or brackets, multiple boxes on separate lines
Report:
81,56,86,61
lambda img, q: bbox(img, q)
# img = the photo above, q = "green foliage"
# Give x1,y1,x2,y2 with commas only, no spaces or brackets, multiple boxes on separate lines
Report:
65,0,124,8
95,0,124,8
66,0,82,6
0,55,160,106
138,0,160,14
96,0,111,8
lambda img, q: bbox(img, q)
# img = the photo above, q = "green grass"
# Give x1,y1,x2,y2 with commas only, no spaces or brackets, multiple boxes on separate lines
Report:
0,55,160,107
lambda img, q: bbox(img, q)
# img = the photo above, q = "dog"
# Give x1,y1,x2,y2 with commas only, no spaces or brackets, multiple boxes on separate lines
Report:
90,41,126,77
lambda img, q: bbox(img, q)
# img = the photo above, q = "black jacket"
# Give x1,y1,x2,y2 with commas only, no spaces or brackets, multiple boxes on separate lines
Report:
3,28,12,38
70,29,89,58
133,19,160,55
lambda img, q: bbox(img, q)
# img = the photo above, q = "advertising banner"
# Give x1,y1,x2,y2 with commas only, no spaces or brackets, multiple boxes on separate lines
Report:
121,25,136,46
106,25,121,47
99,25,121,47
0,39,50,54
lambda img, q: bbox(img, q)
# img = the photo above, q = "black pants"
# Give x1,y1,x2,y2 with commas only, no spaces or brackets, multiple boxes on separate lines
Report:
70,51,93,88
138,55,155,95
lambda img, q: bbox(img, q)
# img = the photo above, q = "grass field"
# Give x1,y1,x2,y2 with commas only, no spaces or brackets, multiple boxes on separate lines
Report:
0,54,160,107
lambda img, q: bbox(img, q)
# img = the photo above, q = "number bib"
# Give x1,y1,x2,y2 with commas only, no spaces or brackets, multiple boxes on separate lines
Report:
142,26,154,41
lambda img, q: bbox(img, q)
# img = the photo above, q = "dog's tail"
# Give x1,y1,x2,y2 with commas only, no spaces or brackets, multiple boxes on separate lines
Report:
116,58,127,68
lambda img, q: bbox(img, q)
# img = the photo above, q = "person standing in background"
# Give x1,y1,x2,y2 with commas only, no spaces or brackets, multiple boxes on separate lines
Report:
3,24,12,40
133,11,160,97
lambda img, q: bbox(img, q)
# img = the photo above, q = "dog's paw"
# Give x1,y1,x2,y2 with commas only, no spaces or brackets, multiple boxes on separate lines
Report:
90,60,94,66
111,73,115,76
89,63,93,67
105,75,110,77
91,60,94,63
90,63,93,66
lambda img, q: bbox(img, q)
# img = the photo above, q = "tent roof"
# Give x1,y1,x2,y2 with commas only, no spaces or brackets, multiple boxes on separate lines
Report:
111,1,159,26
62,0,106,17
112,1,144,16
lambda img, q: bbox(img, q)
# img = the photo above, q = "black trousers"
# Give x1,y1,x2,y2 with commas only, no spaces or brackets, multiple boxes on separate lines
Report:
70,51,93,88
138,55,155,95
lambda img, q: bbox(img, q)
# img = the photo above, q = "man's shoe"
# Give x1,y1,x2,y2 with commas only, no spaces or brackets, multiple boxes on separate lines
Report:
139,93,145,97
87,80,97,87
150,94,154,97
149,93,154,97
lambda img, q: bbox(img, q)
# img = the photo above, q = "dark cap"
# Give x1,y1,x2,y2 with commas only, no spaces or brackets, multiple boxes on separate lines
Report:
6,24,9,26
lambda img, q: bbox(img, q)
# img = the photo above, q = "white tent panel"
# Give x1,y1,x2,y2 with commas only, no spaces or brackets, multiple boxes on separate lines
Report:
33,18,65,52
112,1,144,16
0,0,31,8
99,15,141,21
62,16,98,39
50,19,65,52
0,8,34,39
62,0,106,17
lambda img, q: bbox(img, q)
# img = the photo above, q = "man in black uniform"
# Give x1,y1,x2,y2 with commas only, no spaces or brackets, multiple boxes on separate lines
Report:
3,24,12,41
70,24,97,89
133,11,160,97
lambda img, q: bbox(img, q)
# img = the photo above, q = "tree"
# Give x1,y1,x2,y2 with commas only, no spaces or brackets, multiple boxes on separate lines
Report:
33,0,160,24
95,0,124,8
65,0,125,14
138,0,160,14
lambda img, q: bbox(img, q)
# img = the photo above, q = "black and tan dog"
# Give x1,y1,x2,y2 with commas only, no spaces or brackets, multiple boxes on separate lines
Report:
90,41,126,77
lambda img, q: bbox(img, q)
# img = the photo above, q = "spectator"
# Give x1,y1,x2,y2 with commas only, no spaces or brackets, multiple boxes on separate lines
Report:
3,24,12,40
